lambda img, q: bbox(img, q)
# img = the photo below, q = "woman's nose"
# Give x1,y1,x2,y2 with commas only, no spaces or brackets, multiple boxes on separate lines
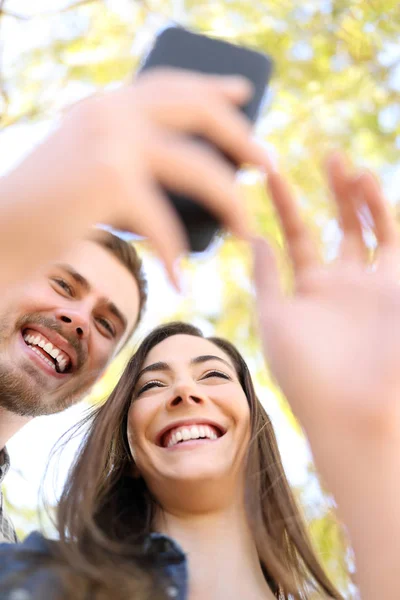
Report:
166,381,206,410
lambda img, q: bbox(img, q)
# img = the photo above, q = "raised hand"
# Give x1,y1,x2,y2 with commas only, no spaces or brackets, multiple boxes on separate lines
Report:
252,154,400,598
253,154,400,438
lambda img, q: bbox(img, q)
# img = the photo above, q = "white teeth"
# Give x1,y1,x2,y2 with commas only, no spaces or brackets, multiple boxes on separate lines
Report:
165,424,221,448
22,331,70,372
30,346,56,370
44,342,53,354
190,426,199,438
58,359,67,373
168,433,178,448
181,428,190,441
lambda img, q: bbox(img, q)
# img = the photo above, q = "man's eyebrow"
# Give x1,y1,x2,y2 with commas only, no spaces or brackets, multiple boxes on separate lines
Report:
137,355,233,381
56,264,90,292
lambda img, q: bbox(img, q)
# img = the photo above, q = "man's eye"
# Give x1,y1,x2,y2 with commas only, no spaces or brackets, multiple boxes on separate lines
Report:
97,317,115,337
137,380,165,395
201,370,231,381
52,278,74,296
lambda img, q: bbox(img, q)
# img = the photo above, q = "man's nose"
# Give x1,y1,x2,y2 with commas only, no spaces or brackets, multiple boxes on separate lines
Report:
54,307,89,339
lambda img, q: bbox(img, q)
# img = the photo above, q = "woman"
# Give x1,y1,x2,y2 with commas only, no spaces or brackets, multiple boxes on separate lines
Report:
0,321,342,600
1,155,400,599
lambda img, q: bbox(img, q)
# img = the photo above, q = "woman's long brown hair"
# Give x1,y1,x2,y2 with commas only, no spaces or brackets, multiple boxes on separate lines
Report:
40,323,343,599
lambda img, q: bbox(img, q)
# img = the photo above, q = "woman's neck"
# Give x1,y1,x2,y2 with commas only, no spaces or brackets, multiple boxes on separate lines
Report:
155,503,275,600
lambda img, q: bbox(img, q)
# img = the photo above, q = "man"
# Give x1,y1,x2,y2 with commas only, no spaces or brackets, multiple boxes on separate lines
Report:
0,69,269,542
0,229,147,542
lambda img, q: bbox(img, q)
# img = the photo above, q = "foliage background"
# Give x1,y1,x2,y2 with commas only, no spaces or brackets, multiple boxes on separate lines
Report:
1,0,400,597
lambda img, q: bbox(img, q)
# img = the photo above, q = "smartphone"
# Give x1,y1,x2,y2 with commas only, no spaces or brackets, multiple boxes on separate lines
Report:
138,26,273,252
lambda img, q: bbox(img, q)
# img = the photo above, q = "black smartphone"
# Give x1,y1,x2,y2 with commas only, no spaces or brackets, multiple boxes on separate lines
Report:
138,26,273,252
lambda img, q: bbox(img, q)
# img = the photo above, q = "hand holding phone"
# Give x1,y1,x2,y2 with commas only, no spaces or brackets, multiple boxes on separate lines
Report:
139,27,273,252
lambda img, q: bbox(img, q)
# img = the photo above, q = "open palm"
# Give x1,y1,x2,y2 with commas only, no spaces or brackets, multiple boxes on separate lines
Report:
253,154,400,441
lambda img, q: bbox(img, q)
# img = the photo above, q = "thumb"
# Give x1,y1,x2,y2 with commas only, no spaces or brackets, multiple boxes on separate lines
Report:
251,236,283,322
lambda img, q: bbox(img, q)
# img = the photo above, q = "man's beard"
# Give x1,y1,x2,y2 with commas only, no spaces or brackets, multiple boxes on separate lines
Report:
0,312,89,417
0,362,89,417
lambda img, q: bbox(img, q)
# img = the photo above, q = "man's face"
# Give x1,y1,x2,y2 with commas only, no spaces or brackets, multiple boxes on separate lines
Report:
0,240,140,417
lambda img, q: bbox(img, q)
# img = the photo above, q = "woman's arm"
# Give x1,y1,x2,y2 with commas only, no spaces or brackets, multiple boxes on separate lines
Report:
253,154,400,598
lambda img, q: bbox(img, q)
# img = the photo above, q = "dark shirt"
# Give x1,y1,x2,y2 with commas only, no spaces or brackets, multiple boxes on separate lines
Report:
0,530,280,599
0,531,187,600
0,448,18,544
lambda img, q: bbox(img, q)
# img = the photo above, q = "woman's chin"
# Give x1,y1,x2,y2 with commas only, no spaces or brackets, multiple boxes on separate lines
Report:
150,466,238,513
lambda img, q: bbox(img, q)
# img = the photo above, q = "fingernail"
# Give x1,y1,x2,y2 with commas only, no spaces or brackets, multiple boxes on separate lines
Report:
358,205,373,229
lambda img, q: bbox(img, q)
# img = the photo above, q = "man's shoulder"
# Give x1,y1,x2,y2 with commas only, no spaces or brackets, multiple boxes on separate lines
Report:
0,491,18,544
0,447,11,484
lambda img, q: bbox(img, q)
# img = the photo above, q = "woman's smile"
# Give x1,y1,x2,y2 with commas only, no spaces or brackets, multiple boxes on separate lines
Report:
157,419,227,449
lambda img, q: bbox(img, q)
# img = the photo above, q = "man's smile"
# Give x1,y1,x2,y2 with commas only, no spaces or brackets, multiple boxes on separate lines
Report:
18,324,78,380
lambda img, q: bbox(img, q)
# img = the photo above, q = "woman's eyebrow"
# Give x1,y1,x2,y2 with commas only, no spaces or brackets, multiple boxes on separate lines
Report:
190,355,233,370
136,361,171,380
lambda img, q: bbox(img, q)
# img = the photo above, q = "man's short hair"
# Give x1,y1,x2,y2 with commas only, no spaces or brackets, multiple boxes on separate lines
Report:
88,229,147,333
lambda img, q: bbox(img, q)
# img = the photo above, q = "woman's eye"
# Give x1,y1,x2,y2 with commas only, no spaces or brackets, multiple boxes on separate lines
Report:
137,380,165,395
97,317,115,337
201,370,231,381
52,278,74,297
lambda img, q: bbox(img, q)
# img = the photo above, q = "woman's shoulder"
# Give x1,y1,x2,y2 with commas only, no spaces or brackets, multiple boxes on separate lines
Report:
0,531,61,600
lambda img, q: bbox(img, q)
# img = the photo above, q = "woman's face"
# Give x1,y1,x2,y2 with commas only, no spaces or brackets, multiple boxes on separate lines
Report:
127,334,251,500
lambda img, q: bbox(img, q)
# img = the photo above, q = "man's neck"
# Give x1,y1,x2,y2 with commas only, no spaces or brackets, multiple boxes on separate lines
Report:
155,504,275,600
0,406,31,450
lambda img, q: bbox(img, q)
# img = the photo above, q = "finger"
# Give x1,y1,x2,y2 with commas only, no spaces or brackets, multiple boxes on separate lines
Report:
356,171,400,277
202,74,254,103
265,169,319,278
326,152,367,264
356,171,398,247
160,99,266,168
150,136,250,239
135,72,268,168
124,179,189,290
252,236,284,332
140,69,254,104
